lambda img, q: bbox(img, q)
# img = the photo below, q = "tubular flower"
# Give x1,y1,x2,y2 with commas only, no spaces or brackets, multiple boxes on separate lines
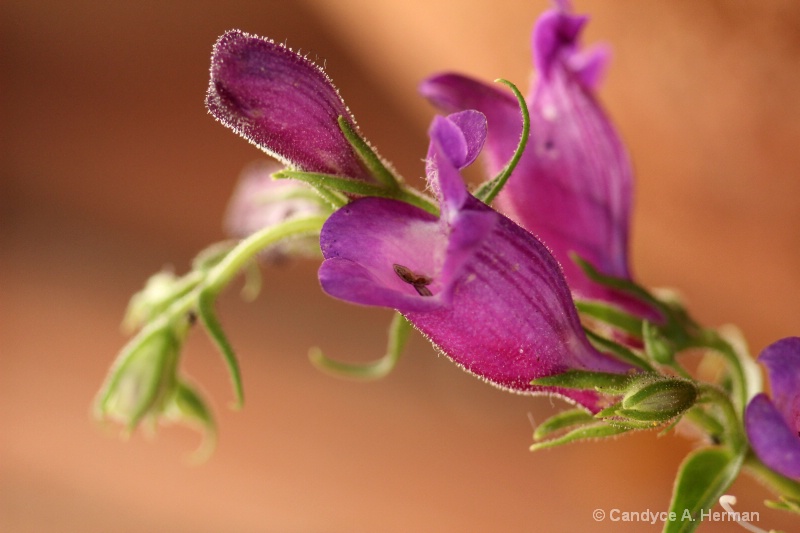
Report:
318,110,631,412
420,6,635,306
745,337,800,480
206,30,374,181
224,161,328,261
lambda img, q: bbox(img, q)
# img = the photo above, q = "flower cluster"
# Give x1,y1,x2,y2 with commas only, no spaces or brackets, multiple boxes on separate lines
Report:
94,1,800,527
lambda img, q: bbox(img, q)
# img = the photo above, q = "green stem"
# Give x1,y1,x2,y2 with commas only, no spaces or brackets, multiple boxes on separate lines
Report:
102,216,328,410
205,215,327,293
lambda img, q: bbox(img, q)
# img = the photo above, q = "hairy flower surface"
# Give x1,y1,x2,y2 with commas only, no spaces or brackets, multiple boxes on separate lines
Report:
206,30,373,181
319,110,630,411
745,337,800,480
420,7,634,307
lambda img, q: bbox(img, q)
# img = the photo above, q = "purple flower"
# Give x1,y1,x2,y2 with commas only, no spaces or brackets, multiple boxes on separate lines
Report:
745,337,800,480
225,161,327,261
206,30,373,181
420,6,634,306
318,110,631,412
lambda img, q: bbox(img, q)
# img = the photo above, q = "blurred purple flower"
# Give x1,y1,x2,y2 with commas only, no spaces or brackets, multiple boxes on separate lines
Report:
225,161,326,261
745,337,800,480
420,6,636,307
206,30,373,181
318,110,631,412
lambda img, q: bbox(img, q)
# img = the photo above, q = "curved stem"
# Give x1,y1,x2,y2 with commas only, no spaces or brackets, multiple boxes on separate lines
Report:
205,215,327,293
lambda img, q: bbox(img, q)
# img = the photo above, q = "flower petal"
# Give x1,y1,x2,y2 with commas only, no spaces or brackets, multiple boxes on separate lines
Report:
420,74,520,177
421,9,635,309
745,394,800,479
206,30,372,180
320,113,631,411
759,337,800,420
319,198,447,313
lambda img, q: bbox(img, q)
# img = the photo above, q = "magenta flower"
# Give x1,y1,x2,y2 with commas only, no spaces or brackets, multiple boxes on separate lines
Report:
745,337,800,480
420,6,633,306
206,30,373,181
318,110,631,412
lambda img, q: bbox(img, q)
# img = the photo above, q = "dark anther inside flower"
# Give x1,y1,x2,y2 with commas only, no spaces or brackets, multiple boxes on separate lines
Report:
393,264,434,297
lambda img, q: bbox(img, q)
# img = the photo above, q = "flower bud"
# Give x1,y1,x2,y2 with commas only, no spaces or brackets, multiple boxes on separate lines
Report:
124,271,199,332
620,377,698,422
96,325,180,431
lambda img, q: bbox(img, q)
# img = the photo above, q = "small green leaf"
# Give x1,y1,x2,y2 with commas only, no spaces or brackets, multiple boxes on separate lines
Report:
474,79,530,205
530,369,633,394
664,447,744,533
197,289,244,409
530,422,629,451
533,408,595,440
274,170,438,215
310,312,411,380
167,380,217,464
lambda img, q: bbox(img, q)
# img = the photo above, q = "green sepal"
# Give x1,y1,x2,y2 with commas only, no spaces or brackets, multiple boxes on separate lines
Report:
584,327,654,371
337,115,401,191
165,380,217,463
575,299,644,338
532,408,595,440
310,312,411,380
571,253,662,310
197,289,244,409
530,369,633,394
474,79,530,205
765,496,800,515
274,170,438,216
643,320,676,365
95,322,181,431
664,446,744,533
622,377,697,416
530,421,629,451
594,377,697,429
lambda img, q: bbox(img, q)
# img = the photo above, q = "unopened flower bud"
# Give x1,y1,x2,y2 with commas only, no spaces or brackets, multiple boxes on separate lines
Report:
225,161,328,262
621,377,697,421
96,325,180,431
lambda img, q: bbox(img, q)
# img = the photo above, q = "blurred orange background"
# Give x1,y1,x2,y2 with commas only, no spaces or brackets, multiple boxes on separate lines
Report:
3,0,799,531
